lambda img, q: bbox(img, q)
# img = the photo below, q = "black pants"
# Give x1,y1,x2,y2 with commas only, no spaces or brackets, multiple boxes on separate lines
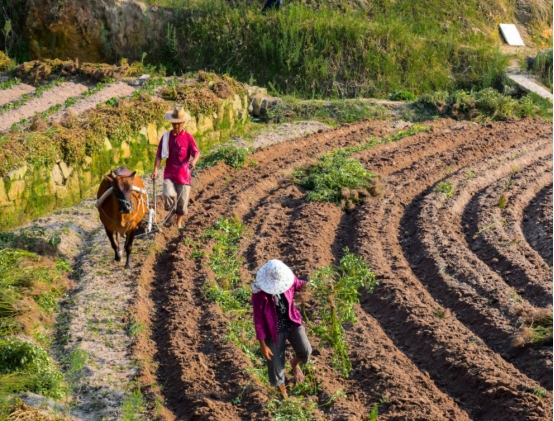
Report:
262,0,283,12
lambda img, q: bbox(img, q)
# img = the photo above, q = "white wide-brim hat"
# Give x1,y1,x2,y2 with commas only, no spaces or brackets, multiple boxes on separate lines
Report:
255,260,295,295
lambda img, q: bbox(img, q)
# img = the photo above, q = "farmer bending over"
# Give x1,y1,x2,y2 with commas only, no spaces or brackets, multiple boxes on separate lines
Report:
152,106,200,229
252,260,312,398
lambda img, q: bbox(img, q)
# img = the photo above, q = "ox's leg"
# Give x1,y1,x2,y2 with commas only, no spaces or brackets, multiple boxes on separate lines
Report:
104,227,121,262
123,230,137,270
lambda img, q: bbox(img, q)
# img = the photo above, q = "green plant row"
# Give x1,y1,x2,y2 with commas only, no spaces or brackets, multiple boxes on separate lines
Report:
199,145,250,170
9,78,116,131
0,77,20,90
0,78,65,114
196,218,322,419
307,250,377,377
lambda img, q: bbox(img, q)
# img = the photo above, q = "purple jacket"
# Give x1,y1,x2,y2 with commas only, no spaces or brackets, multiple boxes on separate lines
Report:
252,277,307,346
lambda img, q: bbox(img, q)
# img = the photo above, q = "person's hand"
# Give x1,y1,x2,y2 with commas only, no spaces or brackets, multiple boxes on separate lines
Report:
151,169,158,180
189,162,196,170
260,341,273,360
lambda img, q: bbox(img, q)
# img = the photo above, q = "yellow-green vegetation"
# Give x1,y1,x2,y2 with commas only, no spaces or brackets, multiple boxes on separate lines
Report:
263,97,392,125
12,58,165,84
0,50,13,71
295,154,376,208
143,0,550,98
498,193,508,209
0,235,70,409
160,71,247,115
435,181,456,198
308,250,377,377
198,218,374,418
0,93,164,177
513,309,552,347
295,125,430,207
416,88,553,121
199,145,250,170
528,49,553,90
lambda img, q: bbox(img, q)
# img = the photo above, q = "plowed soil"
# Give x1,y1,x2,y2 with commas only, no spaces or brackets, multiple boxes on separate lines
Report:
135,118,553,420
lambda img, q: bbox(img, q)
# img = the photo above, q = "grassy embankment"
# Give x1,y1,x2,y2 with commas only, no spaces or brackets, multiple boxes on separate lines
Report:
142,0,551,99
0,228,74,419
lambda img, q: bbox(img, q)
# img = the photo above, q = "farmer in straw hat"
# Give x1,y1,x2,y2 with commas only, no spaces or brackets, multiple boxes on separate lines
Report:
252,260,312,398
152,105,201,228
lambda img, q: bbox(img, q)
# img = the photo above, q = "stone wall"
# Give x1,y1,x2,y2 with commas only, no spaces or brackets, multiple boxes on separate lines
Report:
0,93,251,230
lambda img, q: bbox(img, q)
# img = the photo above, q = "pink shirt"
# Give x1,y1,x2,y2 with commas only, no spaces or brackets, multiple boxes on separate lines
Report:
156,130,200,185
252,277,306,346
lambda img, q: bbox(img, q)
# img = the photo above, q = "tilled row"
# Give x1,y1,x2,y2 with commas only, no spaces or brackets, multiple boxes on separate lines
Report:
408,138,552,389
522,184,554,267
350,119,552,420
144,118,552,421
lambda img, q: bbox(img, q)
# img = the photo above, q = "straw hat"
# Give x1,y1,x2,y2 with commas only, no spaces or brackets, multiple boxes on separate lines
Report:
164,105,191,123
254,260,295,295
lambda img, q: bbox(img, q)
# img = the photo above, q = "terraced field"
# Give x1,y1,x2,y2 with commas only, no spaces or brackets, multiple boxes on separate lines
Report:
137,118,553,420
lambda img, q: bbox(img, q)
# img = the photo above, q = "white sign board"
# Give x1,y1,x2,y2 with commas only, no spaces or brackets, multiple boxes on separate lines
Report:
499,24,525,46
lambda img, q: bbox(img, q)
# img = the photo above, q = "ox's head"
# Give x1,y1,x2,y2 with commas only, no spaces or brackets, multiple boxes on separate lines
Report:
104,170,137,214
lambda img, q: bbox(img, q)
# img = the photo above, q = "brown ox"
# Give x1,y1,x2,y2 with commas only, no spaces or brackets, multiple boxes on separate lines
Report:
96,166,148,269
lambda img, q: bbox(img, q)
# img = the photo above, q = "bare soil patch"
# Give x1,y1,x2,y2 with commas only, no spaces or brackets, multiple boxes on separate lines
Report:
0,83,35,106
523,184,554,266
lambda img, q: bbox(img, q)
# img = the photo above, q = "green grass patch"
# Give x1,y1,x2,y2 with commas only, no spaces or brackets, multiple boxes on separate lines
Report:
121,387,146,421
199,145,250,170
416,88,553,121
529,314,553,345
308,250,377,377
434,181,455,198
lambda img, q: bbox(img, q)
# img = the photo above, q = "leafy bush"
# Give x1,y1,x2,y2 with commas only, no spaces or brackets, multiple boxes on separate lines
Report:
199,145,249,170
0,339,51,374
295,153,375,207
309,249,377,377
388,90,416,101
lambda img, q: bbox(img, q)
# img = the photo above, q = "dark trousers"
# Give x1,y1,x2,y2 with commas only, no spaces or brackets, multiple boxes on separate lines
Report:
264,325,312,386
262,0,283,12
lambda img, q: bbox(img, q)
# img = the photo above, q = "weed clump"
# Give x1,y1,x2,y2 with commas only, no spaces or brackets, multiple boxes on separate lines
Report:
434,181,455,198
295,153,376,208
513,307,553,347
308,249,377,377
528,49,553,90
498,194,508,209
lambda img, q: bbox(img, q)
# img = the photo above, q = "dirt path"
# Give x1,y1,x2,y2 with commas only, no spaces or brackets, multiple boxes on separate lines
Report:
0,82,88,131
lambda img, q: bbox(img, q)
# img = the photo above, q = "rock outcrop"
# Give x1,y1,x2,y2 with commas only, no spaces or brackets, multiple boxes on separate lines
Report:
25,0,172,62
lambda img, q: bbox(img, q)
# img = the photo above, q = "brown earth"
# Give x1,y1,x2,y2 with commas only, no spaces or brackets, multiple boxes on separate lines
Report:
522,184,554,266
131,118,552,420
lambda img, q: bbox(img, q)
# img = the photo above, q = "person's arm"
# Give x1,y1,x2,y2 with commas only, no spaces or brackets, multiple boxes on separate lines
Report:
151,156,162,179
293,276,308,292
190,151,201,169
152,137,164,179
252,292,273,360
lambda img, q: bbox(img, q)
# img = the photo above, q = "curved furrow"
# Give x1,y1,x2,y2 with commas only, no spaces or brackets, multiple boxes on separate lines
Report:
349,120,552,420
406,138,552,388
463,153,553,307
150,120,396,419
522,184,553,266
244,193,470,420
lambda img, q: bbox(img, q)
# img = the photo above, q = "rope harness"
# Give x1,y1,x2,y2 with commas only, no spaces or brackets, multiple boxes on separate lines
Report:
96,186,149,234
